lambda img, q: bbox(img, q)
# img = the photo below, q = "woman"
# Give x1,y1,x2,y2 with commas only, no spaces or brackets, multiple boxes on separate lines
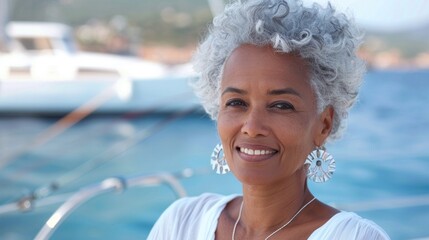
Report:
148,0,390,239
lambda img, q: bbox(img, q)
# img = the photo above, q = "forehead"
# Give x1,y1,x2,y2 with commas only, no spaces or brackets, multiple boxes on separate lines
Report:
222,44,310,89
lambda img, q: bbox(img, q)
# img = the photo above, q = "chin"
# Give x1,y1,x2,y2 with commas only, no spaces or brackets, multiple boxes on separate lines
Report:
232,166,307,187
233,169,281,186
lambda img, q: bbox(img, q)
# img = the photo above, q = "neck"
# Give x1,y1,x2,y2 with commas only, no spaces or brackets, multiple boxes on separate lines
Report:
239,173,312,233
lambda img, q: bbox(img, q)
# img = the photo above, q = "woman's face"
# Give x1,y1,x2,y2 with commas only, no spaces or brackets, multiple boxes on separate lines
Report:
217,44,332,185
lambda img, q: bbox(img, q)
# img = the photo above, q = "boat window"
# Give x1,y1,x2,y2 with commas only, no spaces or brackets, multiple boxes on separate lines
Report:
17,37,54,53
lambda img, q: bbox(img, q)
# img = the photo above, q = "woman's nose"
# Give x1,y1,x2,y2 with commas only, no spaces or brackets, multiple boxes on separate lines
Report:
240,108,269,138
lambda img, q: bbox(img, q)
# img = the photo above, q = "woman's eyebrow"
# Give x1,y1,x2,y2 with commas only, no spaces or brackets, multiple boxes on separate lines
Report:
268,88,302,98
221,87,247,96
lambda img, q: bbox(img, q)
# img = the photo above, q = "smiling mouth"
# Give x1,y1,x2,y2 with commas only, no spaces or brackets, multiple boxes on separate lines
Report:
237,147,278,156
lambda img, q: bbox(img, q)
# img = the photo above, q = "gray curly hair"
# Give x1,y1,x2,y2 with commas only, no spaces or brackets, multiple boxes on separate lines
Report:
191,0,366,140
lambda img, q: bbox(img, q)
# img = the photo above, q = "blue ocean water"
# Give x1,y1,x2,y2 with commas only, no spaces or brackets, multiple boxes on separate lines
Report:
0,70,428,240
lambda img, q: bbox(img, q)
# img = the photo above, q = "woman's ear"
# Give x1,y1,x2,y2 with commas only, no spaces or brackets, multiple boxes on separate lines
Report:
315,106,334,146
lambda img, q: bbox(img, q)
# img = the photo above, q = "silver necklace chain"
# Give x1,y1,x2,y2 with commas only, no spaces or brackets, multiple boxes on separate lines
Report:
231,197,316,240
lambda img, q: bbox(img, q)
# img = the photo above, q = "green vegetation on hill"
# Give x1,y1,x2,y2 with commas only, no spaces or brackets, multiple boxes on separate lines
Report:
9,0,429,58
9,0,214,46
366,26,429,58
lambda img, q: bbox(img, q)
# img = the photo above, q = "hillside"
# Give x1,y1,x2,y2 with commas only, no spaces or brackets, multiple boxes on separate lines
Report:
364,23,429,58
8,0,429,68
9,0,214,46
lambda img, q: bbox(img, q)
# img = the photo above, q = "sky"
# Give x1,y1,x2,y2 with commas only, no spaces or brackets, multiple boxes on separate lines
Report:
304,0,429,32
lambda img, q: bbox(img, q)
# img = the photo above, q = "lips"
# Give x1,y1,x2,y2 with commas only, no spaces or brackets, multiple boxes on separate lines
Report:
239,147,276,156
236,144,278,162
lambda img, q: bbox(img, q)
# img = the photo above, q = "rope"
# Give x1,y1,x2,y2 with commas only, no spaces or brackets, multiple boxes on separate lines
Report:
6,106,199,209
0,90,198,182
0,81,118,169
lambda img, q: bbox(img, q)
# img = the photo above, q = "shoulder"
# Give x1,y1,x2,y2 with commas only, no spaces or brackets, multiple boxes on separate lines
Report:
166,192,227,217
147,193,238,240
309,211,390,240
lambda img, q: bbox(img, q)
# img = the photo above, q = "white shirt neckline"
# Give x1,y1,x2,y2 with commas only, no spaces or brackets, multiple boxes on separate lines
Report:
203,194,349,239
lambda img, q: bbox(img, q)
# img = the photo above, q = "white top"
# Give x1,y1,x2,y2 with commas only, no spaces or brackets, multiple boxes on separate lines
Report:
147,193,390,240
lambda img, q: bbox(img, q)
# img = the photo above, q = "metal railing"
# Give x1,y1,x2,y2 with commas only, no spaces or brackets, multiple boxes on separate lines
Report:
32,168,195,240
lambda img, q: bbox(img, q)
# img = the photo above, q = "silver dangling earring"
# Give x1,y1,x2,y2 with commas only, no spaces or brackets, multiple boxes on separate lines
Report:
211,144,230,174
305,146,336,183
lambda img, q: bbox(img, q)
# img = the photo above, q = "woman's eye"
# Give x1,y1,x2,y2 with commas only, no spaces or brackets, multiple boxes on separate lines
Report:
225,99,247,108
270,101,295,110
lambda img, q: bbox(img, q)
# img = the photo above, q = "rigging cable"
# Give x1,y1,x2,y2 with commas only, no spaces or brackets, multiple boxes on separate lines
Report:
4,106,200,212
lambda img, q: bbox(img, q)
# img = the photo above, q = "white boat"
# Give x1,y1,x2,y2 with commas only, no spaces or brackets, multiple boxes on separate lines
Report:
0,21,199,115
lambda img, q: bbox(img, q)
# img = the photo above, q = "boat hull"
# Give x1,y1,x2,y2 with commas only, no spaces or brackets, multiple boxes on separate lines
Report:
0,77,203,115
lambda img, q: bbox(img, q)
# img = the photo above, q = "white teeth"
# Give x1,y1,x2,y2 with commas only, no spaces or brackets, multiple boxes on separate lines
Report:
240,147,275,156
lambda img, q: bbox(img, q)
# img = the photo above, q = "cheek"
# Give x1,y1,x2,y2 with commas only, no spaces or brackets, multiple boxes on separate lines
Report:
217,114,230,141
275,116,315,152
217,113,239,154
